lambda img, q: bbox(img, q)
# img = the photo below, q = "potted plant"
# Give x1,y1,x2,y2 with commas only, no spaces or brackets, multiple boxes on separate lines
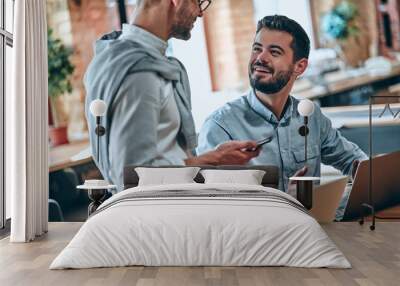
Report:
48,28,75,146
321,0,359,66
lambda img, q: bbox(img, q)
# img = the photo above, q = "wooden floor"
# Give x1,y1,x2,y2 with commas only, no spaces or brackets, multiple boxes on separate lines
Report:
0,222,399,286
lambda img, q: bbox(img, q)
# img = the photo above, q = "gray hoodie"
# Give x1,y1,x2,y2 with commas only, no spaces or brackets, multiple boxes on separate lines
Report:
84,28,197,189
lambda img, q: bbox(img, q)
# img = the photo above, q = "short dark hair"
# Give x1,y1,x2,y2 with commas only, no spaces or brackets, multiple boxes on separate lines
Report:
256,15,310,62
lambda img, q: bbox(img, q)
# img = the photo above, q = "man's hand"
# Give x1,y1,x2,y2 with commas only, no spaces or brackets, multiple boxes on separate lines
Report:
215,141,261,164
186,140,261,165
287,166,308,197
292,166,308,178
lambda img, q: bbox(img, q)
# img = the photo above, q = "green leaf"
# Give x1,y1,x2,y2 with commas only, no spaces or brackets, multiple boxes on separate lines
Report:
48,28,75,97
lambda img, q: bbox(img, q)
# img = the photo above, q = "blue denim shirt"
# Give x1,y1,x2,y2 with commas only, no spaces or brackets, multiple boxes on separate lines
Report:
197,90,368,192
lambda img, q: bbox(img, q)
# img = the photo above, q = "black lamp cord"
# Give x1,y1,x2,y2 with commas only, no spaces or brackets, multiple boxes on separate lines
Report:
304,116,308,163
96,116,100,164
298,116,309,168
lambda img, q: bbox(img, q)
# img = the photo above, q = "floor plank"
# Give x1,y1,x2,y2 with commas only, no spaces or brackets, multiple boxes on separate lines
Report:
0,222,399,286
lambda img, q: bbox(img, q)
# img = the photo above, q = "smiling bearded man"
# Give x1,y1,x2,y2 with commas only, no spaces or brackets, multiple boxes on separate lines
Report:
197,15,367,220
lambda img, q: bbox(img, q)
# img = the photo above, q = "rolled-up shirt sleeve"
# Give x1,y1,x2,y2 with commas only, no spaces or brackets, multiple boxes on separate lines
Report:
108,72,186,188
320,111,368,175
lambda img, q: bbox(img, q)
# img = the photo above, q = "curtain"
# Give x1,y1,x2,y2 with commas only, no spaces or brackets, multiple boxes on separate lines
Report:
9,0,48,242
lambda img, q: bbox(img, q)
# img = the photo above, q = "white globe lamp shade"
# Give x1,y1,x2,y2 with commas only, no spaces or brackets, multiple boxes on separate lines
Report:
297,99,315,117
90,99,107,117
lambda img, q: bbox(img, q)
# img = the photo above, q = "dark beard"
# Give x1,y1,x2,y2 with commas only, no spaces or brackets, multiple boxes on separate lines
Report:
249,69,293,94
170,8,193,40
170,24,191,40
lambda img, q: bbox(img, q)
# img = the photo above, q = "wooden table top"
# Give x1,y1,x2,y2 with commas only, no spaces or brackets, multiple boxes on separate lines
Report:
49,140,92,172
293,63,400,100
1,221,399,286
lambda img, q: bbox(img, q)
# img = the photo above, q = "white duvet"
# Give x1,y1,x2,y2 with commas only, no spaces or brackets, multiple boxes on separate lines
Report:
50,183,350,269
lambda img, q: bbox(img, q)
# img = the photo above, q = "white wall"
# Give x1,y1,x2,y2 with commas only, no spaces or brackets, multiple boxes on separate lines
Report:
170,18,243,131
252,2,319,79
252,0,315,50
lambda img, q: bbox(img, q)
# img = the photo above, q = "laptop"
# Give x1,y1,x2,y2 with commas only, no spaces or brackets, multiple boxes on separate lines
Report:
309,176,348,223
342,151,400,221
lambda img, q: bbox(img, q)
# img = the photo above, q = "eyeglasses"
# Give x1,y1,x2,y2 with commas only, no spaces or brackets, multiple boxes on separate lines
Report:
199,0,212,12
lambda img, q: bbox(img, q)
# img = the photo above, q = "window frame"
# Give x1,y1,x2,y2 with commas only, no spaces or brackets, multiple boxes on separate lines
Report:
0,0,13,231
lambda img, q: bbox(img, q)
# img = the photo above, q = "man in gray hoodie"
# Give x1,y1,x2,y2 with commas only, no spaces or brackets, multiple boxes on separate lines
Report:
84,0,260,190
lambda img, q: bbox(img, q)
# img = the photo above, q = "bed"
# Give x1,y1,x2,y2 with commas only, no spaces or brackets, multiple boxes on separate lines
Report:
50,165,350,269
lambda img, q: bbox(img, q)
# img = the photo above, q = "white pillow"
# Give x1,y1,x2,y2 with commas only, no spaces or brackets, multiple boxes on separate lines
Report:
200,169,266,185
135,167,201,186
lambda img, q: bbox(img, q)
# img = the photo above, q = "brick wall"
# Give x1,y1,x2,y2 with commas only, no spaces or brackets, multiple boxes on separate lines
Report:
68,0,120,135
204,0,256,91
47,0,124,136
67,0,116,93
